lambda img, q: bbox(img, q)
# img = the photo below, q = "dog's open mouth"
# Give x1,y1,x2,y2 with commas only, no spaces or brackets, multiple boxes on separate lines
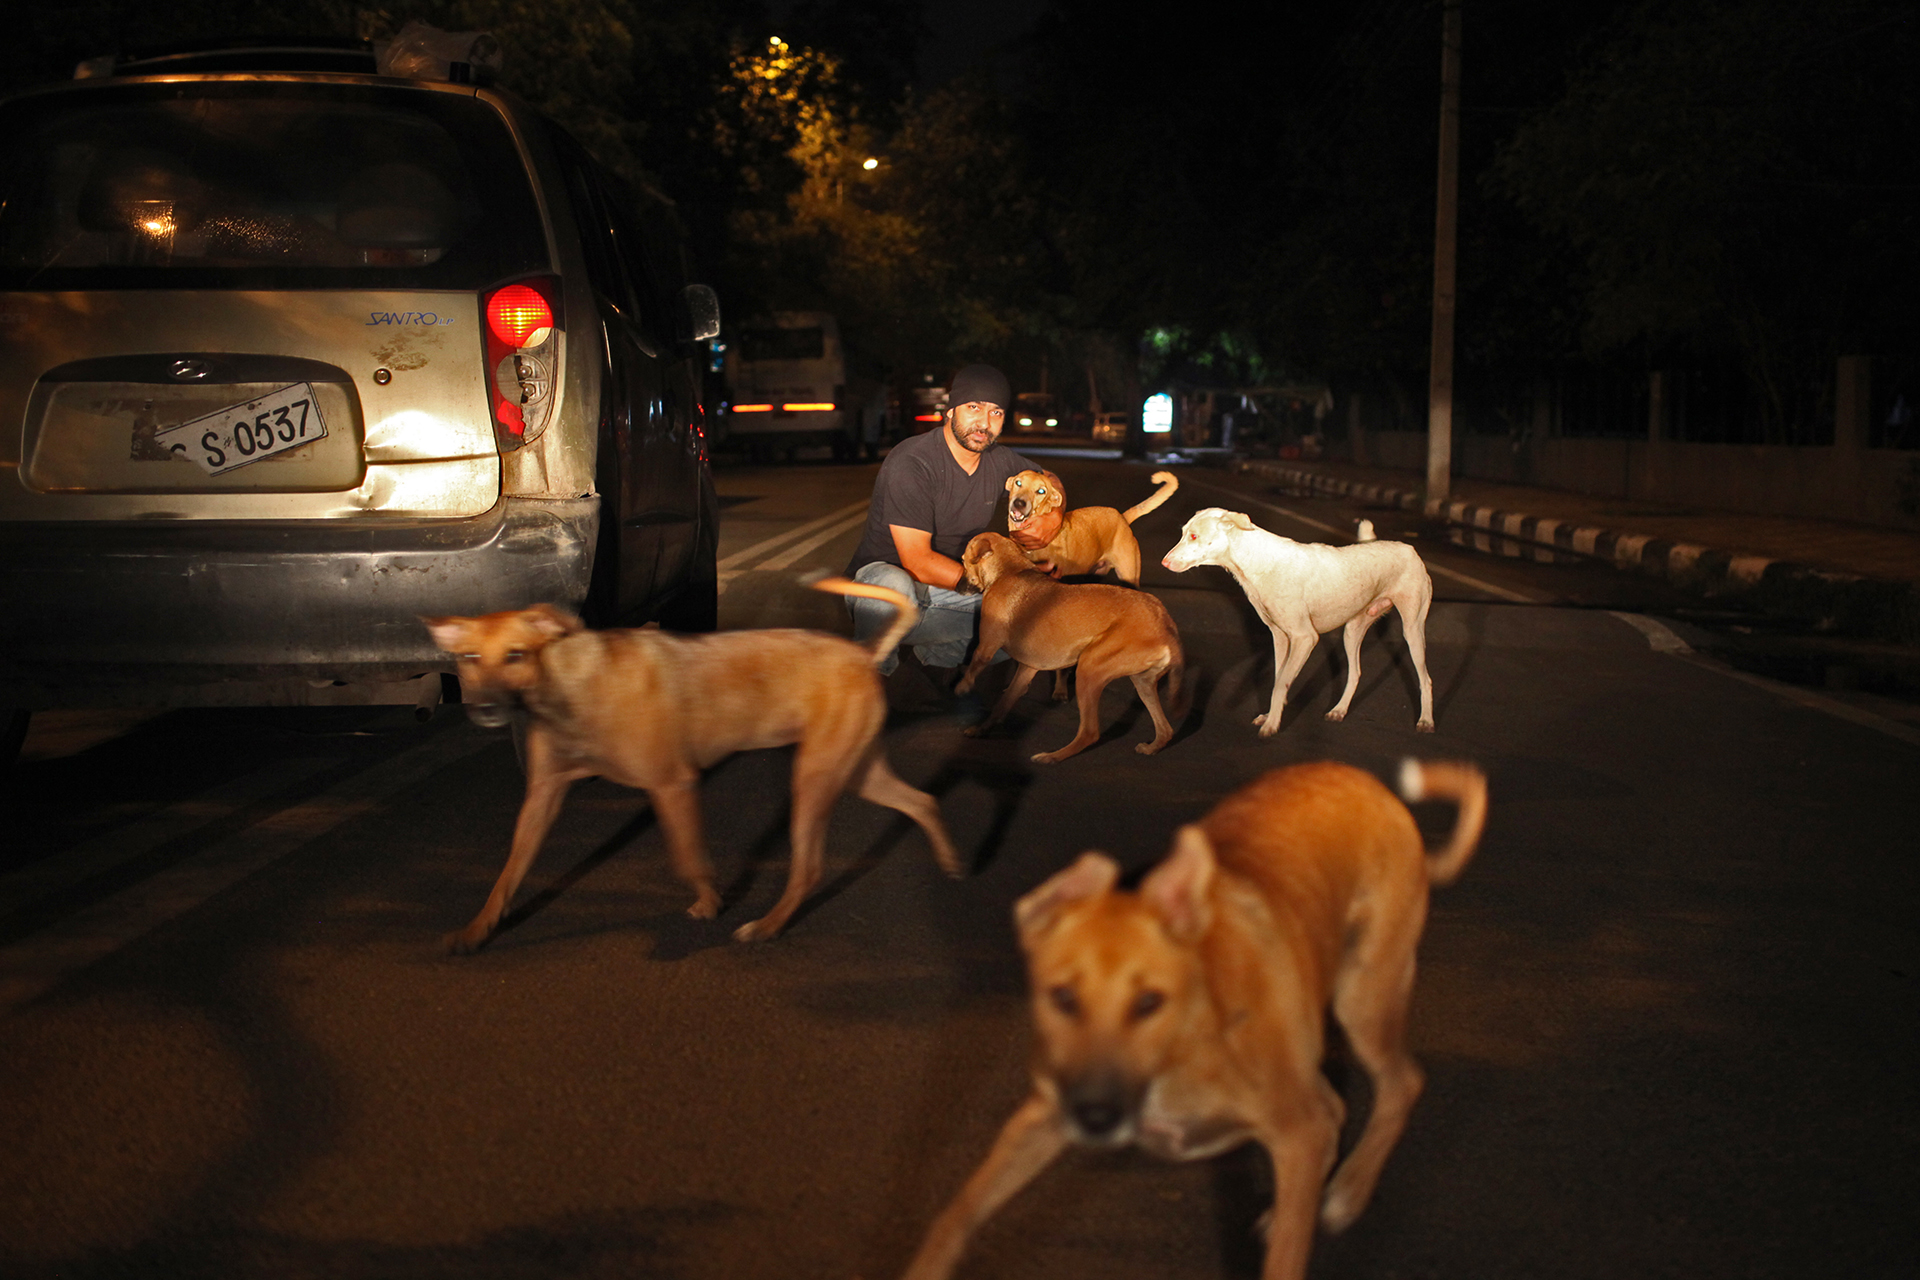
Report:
1008,501,1032,527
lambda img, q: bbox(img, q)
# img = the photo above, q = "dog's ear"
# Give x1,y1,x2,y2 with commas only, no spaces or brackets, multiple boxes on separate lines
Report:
1226,511,1256,531
524,603,585,640
1015,852,1118,942
1141,825,1217,942
421,615,471,654
1005,474,1022,495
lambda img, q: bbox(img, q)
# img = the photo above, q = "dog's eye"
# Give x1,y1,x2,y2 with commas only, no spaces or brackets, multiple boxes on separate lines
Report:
1130,990,1165,1020
505,649,526,664
1048,985,1080,1018
457,652,479,664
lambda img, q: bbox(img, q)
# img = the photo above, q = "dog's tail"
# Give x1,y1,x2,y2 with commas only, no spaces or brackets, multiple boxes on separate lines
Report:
1397,758,1487,886
1123,471,1180,523
809,574,920,666
1356,518,1376,541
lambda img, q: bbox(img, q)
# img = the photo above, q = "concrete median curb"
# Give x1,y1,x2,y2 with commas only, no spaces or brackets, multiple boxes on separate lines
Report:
1236,459,1920,644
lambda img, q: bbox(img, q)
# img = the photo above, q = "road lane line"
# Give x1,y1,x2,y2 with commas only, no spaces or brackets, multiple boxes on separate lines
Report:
0,727,500,1015
1607,610,1692,653
1608,611,1920,748
0,756,342,924
756,511,869,571
1178,473,1544,603
716,499,869,571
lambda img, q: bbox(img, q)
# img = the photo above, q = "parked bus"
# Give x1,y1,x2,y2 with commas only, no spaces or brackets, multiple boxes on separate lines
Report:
721,312,851,459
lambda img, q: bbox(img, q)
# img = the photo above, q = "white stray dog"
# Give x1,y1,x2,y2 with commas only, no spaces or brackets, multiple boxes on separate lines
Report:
1162,508,1435,734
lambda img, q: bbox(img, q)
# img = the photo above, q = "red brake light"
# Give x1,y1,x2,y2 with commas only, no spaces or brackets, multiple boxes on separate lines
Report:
487,284,553,348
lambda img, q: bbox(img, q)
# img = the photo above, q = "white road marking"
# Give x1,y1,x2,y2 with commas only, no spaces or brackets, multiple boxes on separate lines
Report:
1608,611,1920,747
716,500,868,571
755,511,870,572
717,500,872,594
0,727,500,1015
1607,610,1693,653
1177,473,1544,603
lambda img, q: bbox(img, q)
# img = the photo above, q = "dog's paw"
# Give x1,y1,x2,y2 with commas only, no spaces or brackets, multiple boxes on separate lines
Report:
732,916,784,943
1416,719,1436,733
1030,750,1062,764
1254,714,1281,737
1320,1182,1366,1234
442,926,489,956
962,723,989,739
1324,708,1346,722
685,892,721,921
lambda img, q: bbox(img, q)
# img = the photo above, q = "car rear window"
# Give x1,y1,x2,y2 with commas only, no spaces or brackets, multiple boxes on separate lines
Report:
0,80,548,291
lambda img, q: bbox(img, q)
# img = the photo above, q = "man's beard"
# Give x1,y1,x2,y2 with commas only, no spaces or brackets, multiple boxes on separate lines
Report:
948,416,994,454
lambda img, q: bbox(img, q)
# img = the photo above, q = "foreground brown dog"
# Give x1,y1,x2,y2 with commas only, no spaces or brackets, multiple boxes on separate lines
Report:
1004,468,1179,581
902,758,1487,1280
956,532,1184,763
423,579,961,950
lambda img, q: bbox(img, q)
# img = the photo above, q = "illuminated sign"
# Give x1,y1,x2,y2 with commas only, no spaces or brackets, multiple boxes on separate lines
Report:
1143,392,1174,434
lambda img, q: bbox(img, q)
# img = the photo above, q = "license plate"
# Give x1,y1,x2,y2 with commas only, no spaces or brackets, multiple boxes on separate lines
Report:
153,383,330,475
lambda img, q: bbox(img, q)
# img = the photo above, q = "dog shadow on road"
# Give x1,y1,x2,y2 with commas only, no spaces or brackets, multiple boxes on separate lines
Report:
478,800,660,948
752,752,1034,943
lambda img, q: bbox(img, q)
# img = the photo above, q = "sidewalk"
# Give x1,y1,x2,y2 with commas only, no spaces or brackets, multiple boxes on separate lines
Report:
1231,457,1920,645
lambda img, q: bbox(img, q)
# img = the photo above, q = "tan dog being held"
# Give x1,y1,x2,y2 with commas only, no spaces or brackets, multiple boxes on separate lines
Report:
1004,468,1179,581
902,758,1487,1280
424,579,960,951
955,532,1184,764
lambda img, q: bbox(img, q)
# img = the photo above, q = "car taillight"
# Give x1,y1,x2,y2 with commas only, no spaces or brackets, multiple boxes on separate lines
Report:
487,285,553,348
482,276,562,450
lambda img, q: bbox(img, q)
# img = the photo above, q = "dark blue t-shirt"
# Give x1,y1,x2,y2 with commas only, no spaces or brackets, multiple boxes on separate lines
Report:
848,429,1036,571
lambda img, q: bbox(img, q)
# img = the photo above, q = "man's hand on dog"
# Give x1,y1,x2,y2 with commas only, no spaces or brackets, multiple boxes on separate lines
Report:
1006,508,1062,550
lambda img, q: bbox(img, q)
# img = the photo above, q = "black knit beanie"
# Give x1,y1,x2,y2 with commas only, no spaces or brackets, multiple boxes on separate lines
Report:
946,364,1011,412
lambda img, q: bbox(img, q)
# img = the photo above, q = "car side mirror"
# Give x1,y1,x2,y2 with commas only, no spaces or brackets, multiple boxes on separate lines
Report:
679,284,721,344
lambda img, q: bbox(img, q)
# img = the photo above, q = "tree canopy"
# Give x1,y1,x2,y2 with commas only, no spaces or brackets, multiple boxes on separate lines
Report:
15,0,1917,438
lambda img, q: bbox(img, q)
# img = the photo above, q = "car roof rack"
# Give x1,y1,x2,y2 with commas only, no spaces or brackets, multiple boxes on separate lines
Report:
76,36,379,79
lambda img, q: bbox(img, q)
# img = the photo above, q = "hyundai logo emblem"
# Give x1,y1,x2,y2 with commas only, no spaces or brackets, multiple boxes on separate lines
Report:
169,359,210,381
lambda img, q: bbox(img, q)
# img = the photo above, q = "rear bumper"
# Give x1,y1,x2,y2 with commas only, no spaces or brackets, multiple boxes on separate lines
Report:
0,495,597,707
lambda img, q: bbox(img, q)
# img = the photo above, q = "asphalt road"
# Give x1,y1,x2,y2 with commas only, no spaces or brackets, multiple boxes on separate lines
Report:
2,451,1915,1279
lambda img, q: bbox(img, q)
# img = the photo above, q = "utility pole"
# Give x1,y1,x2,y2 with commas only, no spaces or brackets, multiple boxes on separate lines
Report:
1427,0,1461,504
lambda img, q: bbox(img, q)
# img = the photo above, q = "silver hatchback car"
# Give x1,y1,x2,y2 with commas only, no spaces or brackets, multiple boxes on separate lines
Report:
0,42,722,724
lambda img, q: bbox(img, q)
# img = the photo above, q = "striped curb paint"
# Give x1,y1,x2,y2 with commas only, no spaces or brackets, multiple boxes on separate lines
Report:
1234,459,1920,642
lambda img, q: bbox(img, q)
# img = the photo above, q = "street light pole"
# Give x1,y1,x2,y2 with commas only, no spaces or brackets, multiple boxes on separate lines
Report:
1427,0,1461,505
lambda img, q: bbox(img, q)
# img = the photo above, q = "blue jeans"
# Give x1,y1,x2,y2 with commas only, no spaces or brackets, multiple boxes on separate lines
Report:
849,561,989,676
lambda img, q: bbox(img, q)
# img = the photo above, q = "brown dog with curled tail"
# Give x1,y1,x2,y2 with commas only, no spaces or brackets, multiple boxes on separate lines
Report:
902,757,1487,1280
1004,468,1179,581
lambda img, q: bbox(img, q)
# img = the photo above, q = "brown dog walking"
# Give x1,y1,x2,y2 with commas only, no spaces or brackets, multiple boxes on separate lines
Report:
424,578,961,950
956,532,1185,764
902,758,1486,1280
